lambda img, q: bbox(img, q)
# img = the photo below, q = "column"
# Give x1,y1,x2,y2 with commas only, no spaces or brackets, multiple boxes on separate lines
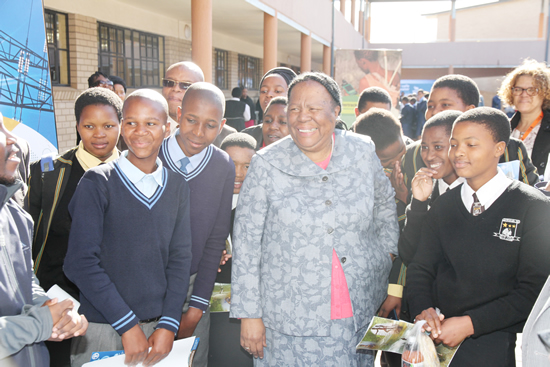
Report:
365,1,371,42
264,12,278,74
300,33,311,73
538,0,545,38
323,45,331,75
340,0,346,17
449,0,456,42
351,0,356,28
191,0,212,82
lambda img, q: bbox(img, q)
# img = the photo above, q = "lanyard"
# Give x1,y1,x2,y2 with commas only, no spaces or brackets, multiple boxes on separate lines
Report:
520,111,543,141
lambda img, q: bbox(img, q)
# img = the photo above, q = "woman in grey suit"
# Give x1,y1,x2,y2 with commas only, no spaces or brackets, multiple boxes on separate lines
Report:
230,72,399,366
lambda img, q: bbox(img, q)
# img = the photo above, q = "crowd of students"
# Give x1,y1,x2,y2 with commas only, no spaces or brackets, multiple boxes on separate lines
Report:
0,57,549,367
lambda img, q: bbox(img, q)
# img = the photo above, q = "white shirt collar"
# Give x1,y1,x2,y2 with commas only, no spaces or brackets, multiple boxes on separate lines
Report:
167,131,208,172
438,177,465,195
461,168,512,212
118,151,164,187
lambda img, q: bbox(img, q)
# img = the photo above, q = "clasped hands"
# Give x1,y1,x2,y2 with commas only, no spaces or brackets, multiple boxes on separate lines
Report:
415,307,474,348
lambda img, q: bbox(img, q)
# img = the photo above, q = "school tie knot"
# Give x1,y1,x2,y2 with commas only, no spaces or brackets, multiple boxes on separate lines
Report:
471,192,485,216
179,157,190,173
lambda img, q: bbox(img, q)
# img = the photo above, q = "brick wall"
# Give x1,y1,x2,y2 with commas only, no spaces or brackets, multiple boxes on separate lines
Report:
165,36,192,70
53,87,79,154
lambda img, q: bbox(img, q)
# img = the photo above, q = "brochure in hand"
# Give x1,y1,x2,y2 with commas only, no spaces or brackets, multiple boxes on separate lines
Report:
356,316,460,367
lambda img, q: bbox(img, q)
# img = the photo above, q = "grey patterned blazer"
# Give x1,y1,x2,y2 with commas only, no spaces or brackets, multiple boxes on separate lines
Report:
230,129,399,337
523,275,550,365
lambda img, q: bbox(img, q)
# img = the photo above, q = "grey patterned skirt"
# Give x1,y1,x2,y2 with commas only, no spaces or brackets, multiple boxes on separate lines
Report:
255,317,374,366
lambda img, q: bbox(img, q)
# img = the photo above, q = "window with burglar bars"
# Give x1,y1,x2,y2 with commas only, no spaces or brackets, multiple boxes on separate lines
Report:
97,23,165,88
238,54,261,90
45,9,70,85
215,49,229,90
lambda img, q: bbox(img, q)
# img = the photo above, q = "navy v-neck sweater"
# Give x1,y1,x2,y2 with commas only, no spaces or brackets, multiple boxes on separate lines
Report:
159,142,235,310
64,162,192,335
407,181,550,337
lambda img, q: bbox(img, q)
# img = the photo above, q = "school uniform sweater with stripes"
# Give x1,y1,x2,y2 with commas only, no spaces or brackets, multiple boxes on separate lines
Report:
64,162,192,335
159,141,235,311
407,181,550,338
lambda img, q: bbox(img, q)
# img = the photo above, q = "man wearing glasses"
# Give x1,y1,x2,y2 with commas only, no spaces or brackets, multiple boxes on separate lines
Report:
161,62,204,135
87,71,114,91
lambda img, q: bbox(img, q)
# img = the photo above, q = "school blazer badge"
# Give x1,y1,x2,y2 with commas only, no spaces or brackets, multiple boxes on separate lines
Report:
493,218,521,242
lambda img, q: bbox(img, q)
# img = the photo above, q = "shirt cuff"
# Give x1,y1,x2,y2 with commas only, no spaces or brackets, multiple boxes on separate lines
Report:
410,197,430,211
387,284,403,298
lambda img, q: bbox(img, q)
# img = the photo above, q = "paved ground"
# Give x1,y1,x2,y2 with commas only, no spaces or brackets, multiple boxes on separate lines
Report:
374,334,523,366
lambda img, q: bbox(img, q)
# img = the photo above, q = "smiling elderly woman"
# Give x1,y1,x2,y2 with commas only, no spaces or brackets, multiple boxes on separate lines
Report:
230,72,399,366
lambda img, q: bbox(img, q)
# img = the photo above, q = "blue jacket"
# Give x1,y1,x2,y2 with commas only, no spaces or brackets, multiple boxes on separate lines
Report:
0,182,52,366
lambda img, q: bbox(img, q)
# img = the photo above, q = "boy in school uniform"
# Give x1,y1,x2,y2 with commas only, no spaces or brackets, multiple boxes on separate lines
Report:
158,82,235,366
64,89,192,367
407,107,550,366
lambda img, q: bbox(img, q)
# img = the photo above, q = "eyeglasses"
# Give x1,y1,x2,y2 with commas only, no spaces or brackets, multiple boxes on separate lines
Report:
93,80,114,89
162,78,192,90
511,87,539,96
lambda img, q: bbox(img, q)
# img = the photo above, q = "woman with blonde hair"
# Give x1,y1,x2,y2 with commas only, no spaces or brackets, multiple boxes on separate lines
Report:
498,59,550,176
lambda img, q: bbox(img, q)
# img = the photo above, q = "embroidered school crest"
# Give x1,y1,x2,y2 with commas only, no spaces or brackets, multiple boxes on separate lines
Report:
493,218,521,242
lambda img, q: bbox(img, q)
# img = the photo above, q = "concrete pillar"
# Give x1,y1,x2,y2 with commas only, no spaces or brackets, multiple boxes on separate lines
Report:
449,65,454,74
351,0,356,28
323,45,331,75
365,1,371,42
358,10,363,35
191,0,212,82
340,0,346,17
300,33,311,73
449,0,456,42
539,0,545,38
263,12,278,74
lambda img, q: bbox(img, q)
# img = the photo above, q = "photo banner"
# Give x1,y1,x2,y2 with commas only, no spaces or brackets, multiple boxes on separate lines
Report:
334,49,402,128
0,0,58,161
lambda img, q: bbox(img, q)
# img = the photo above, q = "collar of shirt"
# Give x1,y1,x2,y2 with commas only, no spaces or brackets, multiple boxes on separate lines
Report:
438,177,465,195
75,141,119,171
461,168,512,212
167,132,207,172
118,151,164,198
232,194,239,210
228,97,240,101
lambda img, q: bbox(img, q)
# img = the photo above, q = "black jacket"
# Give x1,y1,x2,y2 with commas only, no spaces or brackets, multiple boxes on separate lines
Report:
510,110,550,176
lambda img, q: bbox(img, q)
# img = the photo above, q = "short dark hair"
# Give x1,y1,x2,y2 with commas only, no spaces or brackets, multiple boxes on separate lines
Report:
423,110,462,136
453,107,511,144
88,71,108,88
109,75,127,92
231,87,242,98
402,96,409,103
354,107,402,150
265,96,287,112
410,97,417,104
357,87,392,112
432,74,480,108
220,132,257,151
288,72,341,115
74,87,123,124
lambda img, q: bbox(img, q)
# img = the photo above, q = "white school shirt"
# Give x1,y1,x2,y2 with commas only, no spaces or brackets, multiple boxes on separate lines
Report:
166,132,208,173
461,168,512,212
118,151,164,198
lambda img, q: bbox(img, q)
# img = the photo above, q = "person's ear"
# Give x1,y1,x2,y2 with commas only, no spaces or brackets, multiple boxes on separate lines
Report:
494,141,506,158
119,119,125,138
177,106,182,122
334,105,341,118
218,118,226,135
465,105,476,111
354,107,360,117
164,120,171,138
